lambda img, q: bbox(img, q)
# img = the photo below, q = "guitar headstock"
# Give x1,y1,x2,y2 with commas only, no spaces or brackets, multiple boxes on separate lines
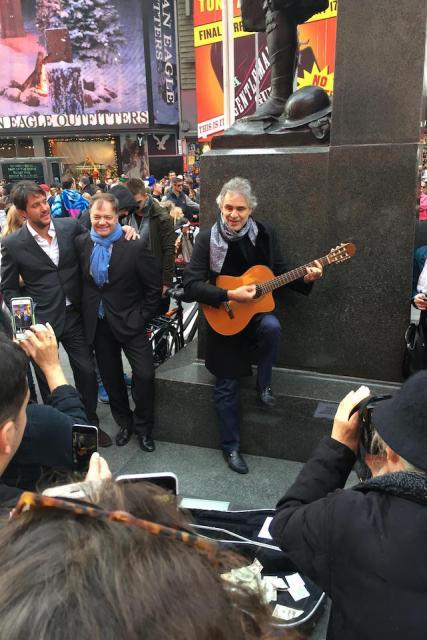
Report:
327,242,356,264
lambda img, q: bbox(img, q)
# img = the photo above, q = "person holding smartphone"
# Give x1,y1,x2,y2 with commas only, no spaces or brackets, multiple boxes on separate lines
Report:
0,318,110,507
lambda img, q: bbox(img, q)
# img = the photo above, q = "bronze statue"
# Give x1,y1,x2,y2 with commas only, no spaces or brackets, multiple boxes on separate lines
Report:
241,0,328,120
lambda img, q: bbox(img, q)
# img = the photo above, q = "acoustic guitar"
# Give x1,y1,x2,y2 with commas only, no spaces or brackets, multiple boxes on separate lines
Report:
201,243,356,336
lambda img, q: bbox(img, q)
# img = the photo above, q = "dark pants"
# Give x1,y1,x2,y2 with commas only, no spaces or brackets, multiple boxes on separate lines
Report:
213,313,281,452
94,317,155,436
34,307,98,425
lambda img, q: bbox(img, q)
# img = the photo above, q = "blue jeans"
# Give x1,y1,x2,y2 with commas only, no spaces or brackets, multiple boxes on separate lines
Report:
213,313,281,452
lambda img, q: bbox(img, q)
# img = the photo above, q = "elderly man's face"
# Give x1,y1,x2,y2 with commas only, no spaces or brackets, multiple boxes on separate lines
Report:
221,192,252,232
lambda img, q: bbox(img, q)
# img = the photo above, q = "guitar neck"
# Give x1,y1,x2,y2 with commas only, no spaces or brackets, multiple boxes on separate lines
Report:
258,255,330,294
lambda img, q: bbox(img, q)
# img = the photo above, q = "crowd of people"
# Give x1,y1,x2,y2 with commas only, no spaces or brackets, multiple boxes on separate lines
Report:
0,170,426,639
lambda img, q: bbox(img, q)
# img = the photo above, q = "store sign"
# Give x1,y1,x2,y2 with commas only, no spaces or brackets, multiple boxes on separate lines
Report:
147,133,177,156
2,162,45,183
145,1,179,126
0,1,178,134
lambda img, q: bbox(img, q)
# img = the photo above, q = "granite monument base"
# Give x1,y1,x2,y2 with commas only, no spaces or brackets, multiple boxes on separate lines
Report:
155,342,398,462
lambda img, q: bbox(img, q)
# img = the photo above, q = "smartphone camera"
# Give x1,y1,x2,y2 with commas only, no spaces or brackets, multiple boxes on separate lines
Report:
11,297,35,340
72,425,98,473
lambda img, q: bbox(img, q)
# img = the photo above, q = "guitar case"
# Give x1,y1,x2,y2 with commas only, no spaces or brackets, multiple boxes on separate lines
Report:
189,507,327,636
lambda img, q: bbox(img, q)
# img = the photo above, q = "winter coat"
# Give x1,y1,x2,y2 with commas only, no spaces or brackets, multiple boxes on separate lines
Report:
183,220,311,378
270,437,427,640
51,189,90,219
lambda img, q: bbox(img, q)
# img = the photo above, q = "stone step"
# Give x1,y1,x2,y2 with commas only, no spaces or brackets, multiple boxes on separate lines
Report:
155,341,400,462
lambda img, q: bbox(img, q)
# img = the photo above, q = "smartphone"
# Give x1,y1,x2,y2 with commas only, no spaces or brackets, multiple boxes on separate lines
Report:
116,472,178,496
72,425,98,473
11,297,35,339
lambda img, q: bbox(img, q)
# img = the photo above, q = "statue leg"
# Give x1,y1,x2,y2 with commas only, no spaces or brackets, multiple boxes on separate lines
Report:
247,4,298,120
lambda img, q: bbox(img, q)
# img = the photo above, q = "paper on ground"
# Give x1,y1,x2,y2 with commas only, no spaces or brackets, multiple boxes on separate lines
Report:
272,604,303,621
258,516,273,540
286,573,310,601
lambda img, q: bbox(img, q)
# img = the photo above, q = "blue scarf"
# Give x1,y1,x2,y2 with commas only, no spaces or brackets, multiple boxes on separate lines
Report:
90,224,123,317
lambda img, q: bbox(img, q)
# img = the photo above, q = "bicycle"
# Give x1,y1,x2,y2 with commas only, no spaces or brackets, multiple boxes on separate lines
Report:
147,285,199,367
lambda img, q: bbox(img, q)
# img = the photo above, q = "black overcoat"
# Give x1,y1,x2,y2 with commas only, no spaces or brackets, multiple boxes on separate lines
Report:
183,220,311,378
74,234,162,345
271,437,427,640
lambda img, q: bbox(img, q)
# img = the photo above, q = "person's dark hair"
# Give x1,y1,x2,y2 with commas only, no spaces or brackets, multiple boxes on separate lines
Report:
90,192,119,216
0,333,28,426
79,175,90,186
61,176,75,190
11,181,46,211
182,184,190,196
0,481,278,640
126,177,146,196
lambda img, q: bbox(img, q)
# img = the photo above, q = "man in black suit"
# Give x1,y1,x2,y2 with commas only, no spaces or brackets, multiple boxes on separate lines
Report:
0,181,112,446
74,192,162,451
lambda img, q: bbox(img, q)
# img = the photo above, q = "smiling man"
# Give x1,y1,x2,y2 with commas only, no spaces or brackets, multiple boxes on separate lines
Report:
184,177,322,474
74,193,162,452
0,181,107,442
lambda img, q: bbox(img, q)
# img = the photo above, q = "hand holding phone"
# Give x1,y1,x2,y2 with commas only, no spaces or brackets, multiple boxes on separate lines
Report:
72,425,99,472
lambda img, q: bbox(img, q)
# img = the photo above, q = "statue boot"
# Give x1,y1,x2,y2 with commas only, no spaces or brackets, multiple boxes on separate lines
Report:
247,8,298,121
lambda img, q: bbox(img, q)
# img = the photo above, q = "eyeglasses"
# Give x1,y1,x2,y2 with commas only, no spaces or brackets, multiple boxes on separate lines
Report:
13,491,217,556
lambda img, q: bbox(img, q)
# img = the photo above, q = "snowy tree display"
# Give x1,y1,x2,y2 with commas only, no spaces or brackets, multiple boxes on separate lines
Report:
57,0,125,68
36,0,62,40
46,62,85,114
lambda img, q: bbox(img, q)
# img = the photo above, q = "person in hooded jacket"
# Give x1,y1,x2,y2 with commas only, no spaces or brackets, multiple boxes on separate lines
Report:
51,177,90,219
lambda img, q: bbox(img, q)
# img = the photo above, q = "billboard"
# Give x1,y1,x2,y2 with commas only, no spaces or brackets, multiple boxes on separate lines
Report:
194,0,337,141
0,0,178,134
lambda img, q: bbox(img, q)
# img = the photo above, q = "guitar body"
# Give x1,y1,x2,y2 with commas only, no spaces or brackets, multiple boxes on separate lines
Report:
200,243,356,336
202,265,276,336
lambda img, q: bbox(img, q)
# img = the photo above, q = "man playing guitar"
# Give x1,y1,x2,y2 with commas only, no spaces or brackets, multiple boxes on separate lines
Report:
183,177,323,474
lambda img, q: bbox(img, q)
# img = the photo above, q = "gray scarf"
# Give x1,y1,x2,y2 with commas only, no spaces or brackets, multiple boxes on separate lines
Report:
210,214,258,273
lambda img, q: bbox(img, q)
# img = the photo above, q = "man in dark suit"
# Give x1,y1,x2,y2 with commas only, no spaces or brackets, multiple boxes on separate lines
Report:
0,181,111,446
74,192,162,451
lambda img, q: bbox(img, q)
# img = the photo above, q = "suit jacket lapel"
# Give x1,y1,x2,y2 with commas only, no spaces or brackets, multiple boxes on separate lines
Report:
22,223,57,268
53,219,65,268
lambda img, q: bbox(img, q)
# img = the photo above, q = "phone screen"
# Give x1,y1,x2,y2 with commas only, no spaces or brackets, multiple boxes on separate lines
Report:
116,473,178,495
11,297,35,339
72,425,98,472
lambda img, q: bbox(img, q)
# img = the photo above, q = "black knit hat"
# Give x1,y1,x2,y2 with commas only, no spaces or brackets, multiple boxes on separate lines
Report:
372,370,427,471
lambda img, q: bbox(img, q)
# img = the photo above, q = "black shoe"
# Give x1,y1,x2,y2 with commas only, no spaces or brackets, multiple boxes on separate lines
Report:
138,434,156,452
257,386,276,407
223,450,249,474
98,428,113,448
115,427,132,447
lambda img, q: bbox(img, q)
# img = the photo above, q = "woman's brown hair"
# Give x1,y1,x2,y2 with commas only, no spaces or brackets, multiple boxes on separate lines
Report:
0,481,296,640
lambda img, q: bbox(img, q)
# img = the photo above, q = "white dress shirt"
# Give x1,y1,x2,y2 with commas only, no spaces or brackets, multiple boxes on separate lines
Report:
27,220,71,305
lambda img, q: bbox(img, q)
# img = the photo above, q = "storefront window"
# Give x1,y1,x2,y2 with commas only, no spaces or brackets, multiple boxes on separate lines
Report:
46,136,119,180
16,138,34,157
